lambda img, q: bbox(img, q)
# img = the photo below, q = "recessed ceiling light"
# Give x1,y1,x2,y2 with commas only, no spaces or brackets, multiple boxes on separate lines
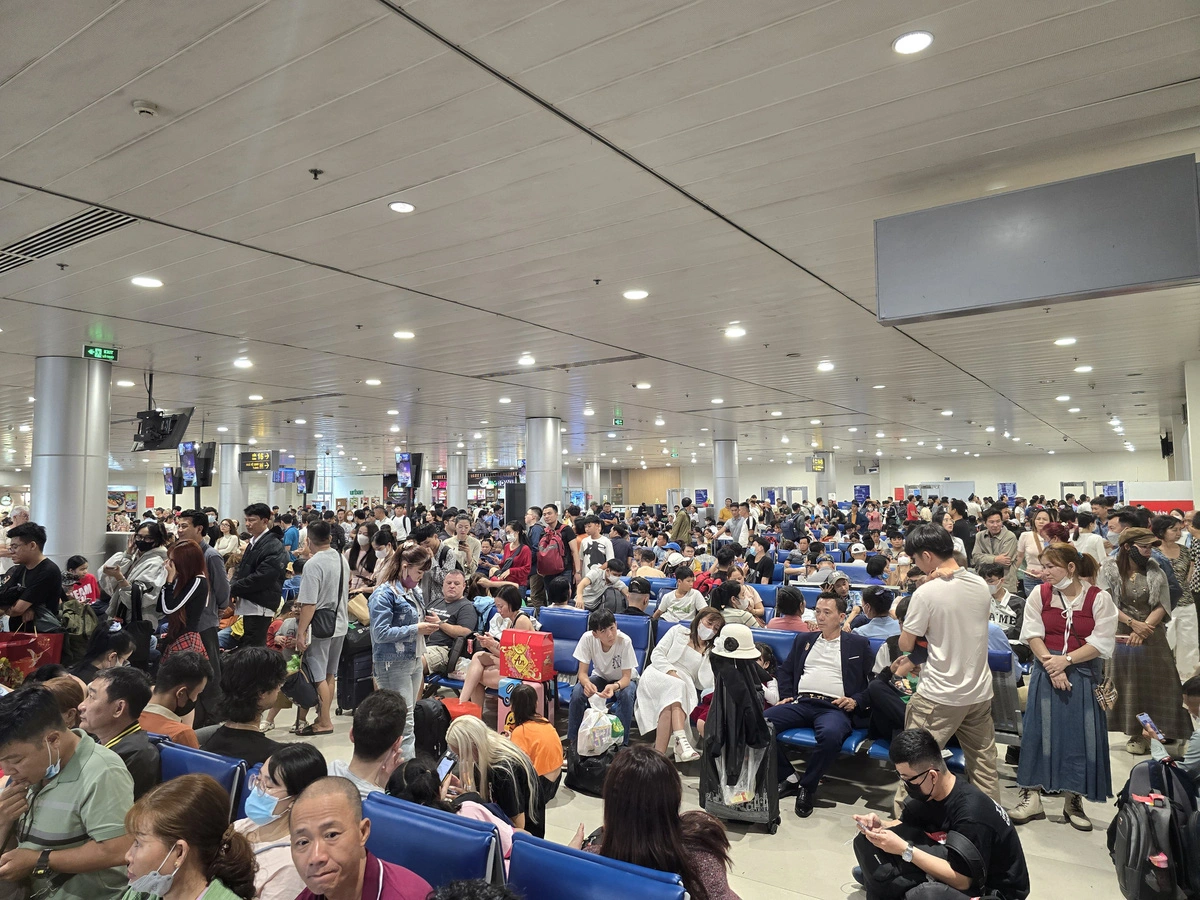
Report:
984,426,995,433
454,451,463,456
294,418,306,425
1054,337,1076,346
216,426,228,433
770,410,782,417
700,427,708,432
607,432,616,438
1074,365,1093,373
906,456,912,460
338,450,344,455
499,397,512,404
654,417,665,426
480,420,488,425
662,448,669,454
518,354,535,366
711,398,723,404
848,427,858,433
393,331,415,340
746,456,753,461
394,446,401,452
314,433,323,438
583,407,594,416
659,439,667,444
473,432,482,439
248,394,263,401
390,425,400,433
875,431,885,438
936,444,943,450
561,448,568,455
623,289,648,300
810,419,821,425
817,361,835,372
1110,418,1121,426
892,30,933,54
917,441,925,446
388,201,415,213
1048,450,1056,455
724,325,746,338
1012,437,1020,442
899,438,908,442
248,438,257,445
336,444,343,449
1068,407,1081,413
116,380,135,387
951,448,957,453
234,357,253,369
625,445,633,451
1056,395,1070,402
365,379,381,386
781,435,790,443
872,384,886,390
810,441,818,447
131,276,163,288
941,410,953,416
635,382,651,390
456,442,464,448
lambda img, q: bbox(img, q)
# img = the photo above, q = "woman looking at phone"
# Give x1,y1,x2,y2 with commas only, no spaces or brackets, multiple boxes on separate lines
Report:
457,585,534,709
1008,544,1117,831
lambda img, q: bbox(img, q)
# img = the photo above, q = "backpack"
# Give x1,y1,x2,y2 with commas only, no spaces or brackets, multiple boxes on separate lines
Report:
59,594,99,667
473,596,497,632
589,584,627,614
565,745,617,797
537,526,567,576
1108,757,1200,899
413,697,452,758
693,570,721,597
780,515,799,542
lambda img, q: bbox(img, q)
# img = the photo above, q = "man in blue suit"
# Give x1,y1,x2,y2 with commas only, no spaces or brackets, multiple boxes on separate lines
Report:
766,591,874,817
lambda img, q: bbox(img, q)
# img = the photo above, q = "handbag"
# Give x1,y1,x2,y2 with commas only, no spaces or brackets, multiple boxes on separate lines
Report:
1094,675,1118,711
310,560,344,639
282,656,319,709
124,581,154,666
162,630,208,663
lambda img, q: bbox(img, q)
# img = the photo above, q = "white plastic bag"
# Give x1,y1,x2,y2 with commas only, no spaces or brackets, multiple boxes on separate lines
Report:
577,694,617,757
720,744,766,806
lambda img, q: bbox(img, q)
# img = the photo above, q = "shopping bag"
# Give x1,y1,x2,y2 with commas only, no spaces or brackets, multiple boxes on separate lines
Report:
0,631,63,687
577,694,617,758
720,744,767,807
498,630,554,682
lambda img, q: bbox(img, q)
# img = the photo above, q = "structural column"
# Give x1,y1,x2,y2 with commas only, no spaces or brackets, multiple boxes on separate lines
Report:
31,356,111,568
447,453,468,510
1185,362,1200,503
217,443,249,521
816,452,837,502
584,460,601,507
526,417,562,511
1169,412,1190,483
713,439,739,507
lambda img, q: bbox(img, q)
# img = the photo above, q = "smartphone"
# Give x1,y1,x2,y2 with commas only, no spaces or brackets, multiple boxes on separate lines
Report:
1137,712,1167,742
436,750,458,782
855,818,870,832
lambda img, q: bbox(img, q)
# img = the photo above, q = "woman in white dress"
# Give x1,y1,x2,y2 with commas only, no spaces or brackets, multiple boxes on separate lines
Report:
634,607,725,763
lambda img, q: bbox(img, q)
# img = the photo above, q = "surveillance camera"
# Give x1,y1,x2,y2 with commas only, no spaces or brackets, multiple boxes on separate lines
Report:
986,441,991,447
1063,435,1068,442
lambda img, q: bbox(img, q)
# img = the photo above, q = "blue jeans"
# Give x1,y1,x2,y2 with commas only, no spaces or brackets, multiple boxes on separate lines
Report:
374,657,423,760
568,676,637,747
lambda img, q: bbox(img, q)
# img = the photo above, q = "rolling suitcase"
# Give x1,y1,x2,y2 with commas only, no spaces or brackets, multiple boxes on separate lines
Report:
698,721,780,833
335,630,374,714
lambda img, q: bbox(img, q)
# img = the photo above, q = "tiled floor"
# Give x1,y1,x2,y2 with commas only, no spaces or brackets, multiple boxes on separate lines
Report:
287,705,1132,900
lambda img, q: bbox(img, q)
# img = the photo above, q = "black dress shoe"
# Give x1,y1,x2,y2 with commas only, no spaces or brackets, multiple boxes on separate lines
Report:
1005,745,1021,766
795,786,815,817
778,779,799,799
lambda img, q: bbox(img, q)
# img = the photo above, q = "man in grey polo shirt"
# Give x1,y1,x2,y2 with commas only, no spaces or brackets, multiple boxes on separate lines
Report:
296,521,350,737
0,685,132,900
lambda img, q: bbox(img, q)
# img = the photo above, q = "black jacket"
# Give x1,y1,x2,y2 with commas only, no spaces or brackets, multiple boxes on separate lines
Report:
229,531,288,614
777,631,874,713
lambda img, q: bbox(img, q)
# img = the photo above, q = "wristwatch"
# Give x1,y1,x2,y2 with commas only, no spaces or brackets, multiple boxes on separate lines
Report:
1065,654,1074,665
32,850,51,878
901,843,914,863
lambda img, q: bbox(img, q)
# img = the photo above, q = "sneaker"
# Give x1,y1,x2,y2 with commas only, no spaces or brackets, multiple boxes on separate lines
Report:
1007,788,1045,824
1062,792,1092,832
674,736,701,763
1126,736,1151,755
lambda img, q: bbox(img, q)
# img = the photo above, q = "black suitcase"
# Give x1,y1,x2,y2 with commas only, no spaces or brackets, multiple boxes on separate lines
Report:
698,722,780,833
335,641,374,715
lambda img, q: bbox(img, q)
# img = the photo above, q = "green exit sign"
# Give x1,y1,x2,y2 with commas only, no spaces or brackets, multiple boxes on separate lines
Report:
613,418,623,427
82,345,118,362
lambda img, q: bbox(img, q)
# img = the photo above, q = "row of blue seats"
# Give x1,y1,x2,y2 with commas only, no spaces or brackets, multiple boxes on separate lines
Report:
626,576,875,610
150,738,685,899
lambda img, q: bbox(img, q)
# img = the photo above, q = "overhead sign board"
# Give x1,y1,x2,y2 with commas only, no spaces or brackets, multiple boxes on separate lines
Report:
238,450,274,472
613,418,623,427
83,345,118,362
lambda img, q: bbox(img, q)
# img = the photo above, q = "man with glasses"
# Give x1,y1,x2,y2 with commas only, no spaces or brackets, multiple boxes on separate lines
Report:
852,728,1030,900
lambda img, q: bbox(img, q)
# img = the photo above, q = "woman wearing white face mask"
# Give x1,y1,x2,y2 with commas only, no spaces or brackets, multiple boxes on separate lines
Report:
231,744,326,900
120,774,256,900
479,520,532,590
368,543,438,761
634,607,723,762
1009,543,1118,831
344,523,378,593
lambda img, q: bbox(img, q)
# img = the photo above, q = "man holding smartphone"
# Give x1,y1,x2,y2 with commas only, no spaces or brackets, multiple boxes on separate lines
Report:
423,570,475,676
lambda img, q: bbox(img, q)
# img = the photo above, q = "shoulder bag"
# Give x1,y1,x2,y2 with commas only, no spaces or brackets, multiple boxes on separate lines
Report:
310,559,344,639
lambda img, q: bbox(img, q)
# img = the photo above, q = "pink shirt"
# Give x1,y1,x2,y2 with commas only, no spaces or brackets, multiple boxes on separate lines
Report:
297,852,431,900
766,615,811,632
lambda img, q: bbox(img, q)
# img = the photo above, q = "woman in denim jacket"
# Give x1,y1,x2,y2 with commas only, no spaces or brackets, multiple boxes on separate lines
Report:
369,543,438,759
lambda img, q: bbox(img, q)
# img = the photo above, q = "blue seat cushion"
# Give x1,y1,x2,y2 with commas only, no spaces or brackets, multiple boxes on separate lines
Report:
778,727,869,755
364,793,500,887
508,833,684,900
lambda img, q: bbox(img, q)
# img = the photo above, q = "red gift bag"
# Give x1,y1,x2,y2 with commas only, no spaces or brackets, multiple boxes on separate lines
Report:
498,630,554,682
0,631,64,688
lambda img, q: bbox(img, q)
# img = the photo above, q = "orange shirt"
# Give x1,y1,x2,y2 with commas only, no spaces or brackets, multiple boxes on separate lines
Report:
510,720,563,778
140,709,200,748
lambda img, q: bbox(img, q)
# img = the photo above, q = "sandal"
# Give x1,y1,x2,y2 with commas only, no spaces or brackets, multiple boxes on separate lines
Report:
289,721,309,734
259,722,276,734
297,724,334,736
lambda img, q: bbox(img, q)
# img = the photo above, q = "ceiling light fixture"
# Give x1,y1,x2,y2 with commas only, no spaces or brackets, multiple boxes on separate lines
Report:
233,357,253,369
873,384,886,390
1056,395,1070,402
817,361,835,372
770,411,782,417
248,438,257,445
518,353,535,366
1068,407,1080,413
636,382,651,390
607,432,616,438
917,441,925,446
810,441,818,447
131,276,163,288
388,201,415,213
848,427,858,433
711,398,723,404
583,407,594,416
810,419,821,425
294,418,306,425
499,397,512,404
248,394,263,401
393,331,415,340
780,435,790,443
390,425,400,433
1054,337,1076,346
1074,365,1093,373
941,410,953,416
626,445,633,451
365,379,381,386
724,325,746,338
473,432,482,439
314,433,323,438
892,30,933,54
875,431,885,438
216,426,228,433
116,380,135,387
623,289,648,300
654,417,665,426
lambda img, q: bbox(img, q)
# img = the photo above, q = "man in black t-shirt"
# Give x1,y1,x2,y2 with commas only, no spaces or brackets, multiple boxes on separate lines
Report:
852,729,1029,900
0,522,63,632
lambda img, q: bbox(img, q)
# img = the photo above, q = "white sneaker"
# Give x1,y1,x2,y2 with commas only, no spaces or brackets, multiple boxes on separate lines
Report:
674,734,701,763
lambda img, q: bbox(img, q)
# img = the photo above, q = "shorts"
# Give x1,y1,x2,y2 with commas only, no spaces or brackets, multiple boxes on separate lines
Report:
425,645,451,675
305,634,346,679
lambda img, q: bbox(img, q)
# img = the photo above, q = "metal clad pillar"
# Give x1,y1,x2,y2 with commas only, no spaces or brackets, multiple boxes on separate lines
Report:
713,439,739,507
525,418,562,511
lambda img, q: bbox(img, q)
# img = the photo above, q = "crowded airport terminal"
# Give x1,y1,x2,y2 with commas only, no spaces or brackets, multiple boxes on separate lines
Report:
0,3,1197,900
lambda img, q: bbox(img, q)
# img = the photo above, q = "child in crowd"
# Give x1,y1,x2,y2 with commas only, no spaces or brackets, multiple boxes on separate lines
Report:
653,566,707,623
282,557,305,596
755,643,779,706
63,555,103,610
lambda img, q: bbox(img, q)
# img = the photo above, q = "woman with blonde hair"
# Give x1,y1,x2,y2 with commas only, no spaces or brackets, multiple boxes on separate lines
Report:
1009,543,1117,831
446,715,543,836
120,773,257,900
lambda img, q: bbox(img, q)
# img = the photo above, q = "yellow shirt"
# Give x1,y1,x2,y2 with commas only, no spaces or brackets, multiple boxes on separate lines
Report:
718,507,734,522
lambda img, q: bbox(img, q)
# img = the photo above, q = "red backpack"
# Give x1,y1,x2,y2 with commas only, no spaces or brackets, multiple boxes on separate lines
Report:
538,526,567,576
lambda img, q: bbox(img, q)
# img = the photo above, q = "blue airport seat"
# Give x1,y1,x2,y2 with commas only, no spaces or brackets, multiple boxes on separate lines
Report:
869,739,966,774
752,627,797,667
799,585,823,608
773,561,785,583
508,833,685,900
152,737,246,822
537,607,590,676
235,762,262,821
363,792,503,887
836,562,869,580
987,649,1014,672
778,726,870,755
751,583,778,608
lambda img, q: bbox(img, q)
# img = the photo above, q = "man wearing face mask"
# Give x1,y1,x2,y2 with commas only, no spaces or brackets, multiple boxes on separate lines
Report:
0,685,134,900
853,729,1030,900
327,691,407,799
77,667,160,800
139,651,212,749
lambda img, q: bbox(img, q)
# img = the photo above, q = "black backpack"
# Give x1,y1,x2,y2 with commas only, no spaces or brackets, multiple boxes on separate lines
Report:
590,584,627,615
780,515,798,541
1108,757,1200,899
413,698,451,758
566,745,617,797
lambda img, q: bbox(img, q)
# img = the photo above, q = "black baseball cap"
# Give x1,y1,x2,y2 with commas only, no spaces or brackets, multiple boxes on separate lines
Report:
628,577,653,596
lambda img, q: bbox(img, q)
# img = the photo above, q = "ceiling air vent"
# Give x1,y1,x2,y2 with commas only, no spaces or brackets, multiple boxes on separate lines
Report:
0,207,137,276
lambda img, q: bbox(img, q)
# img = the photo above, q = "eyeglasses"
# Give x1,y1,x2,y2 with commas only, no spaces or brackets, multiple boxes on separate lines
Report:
900,768,935,786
